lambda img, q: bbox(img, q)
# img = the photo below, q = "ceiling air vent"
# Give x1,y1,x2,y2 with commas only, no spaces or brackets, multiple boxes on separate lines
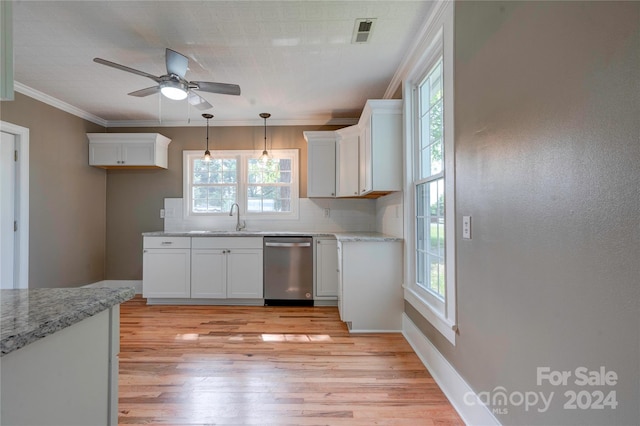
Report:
351,18,376,44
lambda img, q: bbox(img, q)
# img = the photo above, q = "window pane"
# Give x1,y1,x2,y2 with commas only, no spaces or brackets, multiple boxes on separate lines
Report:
415,177,445,299
247,185,292,213
418,57,444,182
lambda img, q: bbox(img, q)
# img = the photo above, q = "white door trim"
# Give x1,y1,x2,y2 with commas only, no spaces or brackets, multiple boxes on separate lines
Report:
0,121,29,289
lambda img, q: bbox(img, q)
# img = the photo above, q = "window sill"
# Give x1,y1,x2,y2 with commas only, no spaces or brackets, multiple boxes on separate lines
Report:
404,286,456,345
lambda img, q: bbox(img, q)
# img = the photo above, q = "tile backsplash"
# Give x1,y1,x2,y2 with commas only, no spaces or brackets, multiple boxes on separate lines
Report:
163,197,379,233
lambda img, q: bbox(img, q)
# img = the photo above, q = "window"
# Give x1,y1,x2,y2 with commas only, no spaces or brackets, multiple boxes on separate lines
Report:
403,2,456,344
416,58,445,299
184,149,298,219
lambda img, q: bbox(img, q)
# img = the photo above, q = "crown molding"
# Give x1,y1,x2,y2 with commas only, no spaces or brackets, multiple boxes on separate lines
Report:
14,82,107,127
105,117,358,128
384,0,451,99
12,81,357,128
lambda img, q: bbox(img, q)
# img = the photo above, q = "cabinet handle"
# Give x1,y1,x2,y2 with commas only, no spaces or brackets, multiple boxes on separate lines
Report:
331,193,335,196
161,241,173,245
227,250,231,254
354,191,357,195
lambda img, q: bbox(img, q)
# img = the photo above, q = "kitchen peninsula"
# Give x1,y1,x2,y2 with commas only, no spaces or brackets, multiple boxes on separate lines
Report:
1,287,135,426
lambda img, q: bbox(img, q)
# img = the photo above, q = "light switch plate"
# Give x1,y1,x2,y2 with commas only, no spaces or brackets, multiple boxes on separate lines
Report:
462,216,471,239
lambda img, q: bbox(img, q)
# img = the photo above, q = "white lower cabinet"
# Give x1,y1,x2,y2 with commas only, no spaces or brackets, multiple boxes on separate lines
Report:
143,236,263,303
142,237,191,298
191,237,263,300
315,238,339,301
337,240,403,332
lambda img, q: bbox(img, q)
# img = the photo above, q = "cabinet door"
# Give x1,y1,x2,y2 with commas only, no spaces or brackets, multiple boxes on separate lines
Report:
337,134,359,197
227,249,263,298
307,140,336,197
142,248,191,298
359,117,373,195
89,143,121,166
191,249,227,298
316,239,338,297
121,142,155,166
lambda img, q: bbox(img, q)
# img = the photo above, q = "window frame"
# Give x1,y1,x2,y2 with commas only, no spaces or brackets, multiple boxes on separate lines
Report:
402,2,457,345
183,149,299,220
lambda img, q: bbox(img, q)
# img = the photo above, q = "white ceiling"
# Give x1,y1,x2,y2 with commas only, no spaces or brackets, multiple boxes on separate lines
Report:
11,1,434,127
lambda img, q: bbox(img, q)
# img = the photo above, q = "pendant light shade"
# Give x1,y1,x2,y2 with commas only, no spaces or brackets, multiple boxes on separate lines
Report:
259,112,271,162
202,113,213,161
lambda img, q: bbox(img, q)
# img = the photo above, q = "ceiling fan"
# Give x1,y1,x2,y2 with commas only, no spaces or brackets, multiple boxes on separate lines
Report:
93,48,241,110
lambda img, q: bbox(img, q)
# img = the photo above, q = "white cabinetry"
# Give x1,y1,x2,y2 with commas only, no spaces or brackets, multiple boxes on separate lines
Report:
87,133,171,169
304,131,336,197
142,237,191,298
191,237,263,300
336,126,360,197
337,240,403,332
357,100,402,196
314,238,339,303
334,99,402,198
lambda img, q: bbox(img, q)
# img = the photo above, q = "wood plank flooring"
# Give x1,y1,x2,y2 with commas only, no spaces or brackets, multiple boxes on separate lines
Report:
118,296,463,425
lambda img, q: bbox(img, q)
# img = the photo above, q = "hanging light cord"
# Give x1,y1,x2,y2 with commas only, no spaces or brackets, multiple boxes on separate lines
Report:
202,113,214,161
259,113,271,161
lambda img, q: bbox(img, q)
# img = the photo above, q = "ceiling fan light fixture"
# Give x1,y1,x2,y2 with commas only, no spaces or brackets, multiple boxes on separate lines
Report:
160,80,188,100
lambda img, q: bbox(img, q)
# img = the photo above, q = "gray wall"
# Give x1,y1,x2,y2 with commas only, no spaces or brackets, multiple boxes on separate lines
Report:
105,124,343,280
406,2,640,425
0,93,106,288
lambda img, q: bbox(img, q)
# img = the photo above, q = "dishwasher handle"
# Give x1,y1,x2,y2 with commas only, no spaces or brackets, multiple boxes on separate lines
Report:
265,241,311,248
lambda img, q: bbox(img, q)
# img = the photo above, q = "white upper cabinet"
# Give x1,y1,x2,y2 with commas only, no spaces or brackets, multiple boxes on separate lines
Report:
336,126,360,197
323,99,402,199
304,131,336,198
87,133,171,169
357,100,403,196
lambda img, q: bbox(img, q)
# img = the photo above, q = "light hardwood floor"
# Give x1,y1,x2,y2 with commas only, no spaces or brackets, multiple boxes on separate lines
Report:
118,296,463,425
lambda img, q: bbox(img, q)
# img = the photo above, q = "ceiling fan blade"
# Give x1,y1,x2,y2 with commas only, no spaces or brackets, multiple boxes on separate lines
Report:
192,81,241,96
128,86,161,97
93,57,161,83
166,48,188,78
188,91,213,110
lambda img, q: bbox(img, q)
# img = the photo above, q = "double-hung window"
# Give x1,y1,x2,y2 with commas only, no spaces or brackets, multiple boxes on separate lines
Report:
403,1,456,344
184,149,298,219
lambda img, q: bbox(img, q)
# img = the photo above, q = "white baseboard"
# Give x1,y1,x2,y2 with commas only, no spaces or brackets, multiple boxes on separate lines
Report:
83,280,142,294
402,313,500,426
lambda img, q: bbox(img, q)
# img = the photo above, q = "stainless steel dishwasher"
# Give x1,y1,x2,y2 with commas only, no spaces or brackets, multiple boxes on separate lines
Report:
263,236,313,306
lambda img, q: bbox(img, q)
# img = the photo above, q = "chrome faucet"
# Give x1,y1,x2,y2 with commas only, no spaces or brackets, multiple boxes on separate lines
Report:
229,203,246,231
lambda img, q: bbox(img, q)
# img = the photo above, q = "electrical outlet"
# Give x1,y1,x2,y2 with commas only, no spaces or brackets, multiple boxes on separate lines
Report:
160,209,165,219
462,216,471,240
324,208,331,218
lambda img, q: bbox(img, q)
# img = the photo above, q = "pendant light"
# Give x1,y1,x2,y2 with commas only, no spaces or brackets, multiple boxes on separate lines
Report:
202,113,213,161
259,112,271,162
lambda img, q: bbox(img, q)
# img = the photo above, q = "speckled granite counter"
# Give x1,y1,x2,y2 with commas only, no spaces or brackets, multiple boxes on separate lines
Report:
143,230,402,242
1,287,135,356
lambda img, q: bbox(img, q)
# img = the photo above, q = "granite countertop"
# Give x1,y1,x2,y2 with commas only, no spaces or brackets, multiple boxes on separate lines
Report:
1,287,135,356
143,230,403,242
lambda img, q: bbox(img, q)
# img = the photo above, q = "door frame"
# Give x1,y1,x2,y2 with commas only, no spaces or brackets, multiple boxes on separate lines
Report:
0,121,29,289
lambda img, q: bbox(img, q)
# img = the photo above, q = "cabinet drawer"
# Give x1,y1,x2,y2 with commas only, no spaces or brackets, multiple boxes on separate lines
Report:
143,237,191,249
192,237,263,249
